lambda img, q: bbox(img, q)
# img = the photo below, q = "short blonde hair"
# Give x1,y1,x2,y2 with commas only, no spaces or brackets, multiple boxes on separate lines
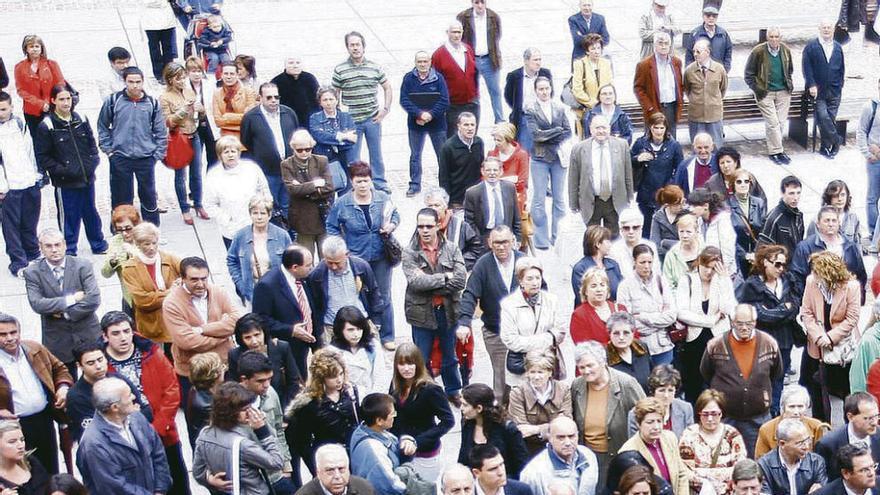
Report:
579,266,609,302
633,397,665,425
515,257,543,281
131,222,160,244
190,352,224,391
248,195,273,215
675,213,698,231
185,55,205,72
492,122,517,143
524,349,557,373
215,135,243,156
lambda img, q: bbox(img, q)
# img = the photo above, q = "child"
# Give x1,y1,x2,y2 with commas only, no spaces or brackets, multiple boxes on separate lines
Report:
197,14,232,73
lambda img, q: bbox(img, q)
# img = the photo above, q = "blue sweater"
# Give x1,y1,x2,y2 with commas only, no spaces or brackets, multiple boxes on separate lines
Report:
399,68,450,132
802,38,845,98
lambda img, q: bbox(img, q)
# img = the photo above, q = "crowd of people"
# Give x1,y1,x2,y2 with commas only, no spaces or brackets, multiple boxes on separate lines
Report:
3,0,880,494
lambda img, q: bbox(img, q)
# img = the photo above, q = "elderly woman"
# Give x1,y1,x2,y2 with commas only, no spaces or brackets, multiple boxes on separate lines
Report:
571,267,627,345
281,129,334,257
572,341,646,488
806,179,862,245
799,251,861,421
507,349,573,456
678,389,747,495
326,161,399,350
212,62,258,138
500,257,566,389
572,225,624,305
688,188,739,280
309,86,357,189
676,246,736,403
661,214,702,290
705,147,767,204
728,168,766,275
14,34,66,135
605,312,653,393
583,84,633,144
184,351,224,448
102,205,141,317
650,185,687,261
226,195,291,303
204,135,270,248
619,398,689,495
753,385,830,459
458,383,529,479
572,33,612,135
627,365,694,440
487,122,529,214
423,186,482,270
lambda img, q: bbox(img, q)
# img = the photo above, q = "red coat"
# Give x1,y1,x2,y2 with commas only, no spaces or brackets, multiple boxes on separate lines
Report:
867,360,880,405
871,262,880,297
14,58,65,117
570,300,627,345
431,44,478,105
488,143,530,213
633,55,683,123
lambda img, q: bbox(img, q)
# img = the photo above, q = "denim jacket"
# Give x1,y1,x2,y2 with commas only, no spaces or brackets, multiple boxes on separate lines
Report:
326,189,400,262
309,109,355,162
226,223,292,302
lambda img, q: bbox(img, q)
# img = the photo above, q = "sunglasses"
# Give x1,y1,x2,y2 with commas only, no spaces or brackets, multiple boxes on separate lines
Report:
735,179,751,185
116,226,134,232
773,261,786,269
295,147,313,153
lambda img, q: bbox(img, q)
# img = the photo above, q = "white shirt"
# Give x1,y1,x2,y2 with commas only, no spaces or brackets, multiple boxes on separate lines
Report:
472,12,489,56
191,293,209,324
820,38,835,63
0,347,49,417
445,41,468,72
848,423,872,458
475,481,505,495
485,182,503,228
591,140,612,193
779,450,800,495
655,55,677,104
494,254,515,291
260,105,287,160
522,69,539,110
538,100,554,122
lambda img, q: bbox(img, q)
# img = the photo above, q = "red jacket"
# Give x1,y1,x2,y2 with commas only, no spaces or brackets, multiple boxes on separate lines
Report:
569,301,627,345
633,55,683,123
14,58,65,117
106,334,181,446
431,44,478,105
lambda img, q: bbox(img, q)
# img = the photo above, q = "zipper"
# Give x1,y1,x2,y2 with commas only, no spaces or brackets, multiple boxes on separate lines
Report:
65,118,88,182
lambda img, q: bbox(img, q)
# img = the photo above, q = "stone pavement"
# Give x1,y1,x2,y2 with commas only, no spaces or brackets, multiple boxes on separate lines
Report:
0,0,879,490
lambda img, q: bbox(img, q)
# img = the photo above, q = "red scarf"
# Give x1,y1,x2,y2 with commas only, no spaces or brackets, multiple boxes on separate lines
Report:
223,82,240,113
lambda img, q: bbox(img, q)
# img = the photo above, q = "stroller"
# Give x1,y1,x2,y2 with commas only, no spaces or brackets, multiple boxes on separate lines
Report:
183,13,235,78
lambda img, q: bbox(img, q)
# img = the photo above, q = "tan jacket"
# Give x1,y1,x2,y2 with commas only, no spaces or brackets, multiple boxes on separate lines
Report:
619,431,690,495
508,380,572,453
0,340,73,420
800,275,861,360
212,84,258,136
683,59,728,122
572,56,613,109
121,251,182,343
159,87,198,135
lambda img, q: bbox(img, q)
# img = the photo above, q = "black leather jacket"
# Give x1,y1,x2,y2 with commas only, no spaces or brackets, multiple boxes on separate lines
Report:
33,111,100,189
758,449,827,495
185,388,213,448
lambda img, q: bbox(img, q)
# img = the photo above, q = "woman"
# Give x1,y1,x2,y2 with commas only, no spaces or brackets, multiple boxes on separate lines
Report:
0,420,49,495
280,130,334,257
634,115,683,238
799,251,861,421
613,465,661,495
688,188,738,280
572,33,612,135
606,312,653,393
326,161,399,350
704,147,767,204
390,343,455,483
617,244,677,365
227,195,291,303
285,348,361,475
728,168,766,276
193,382,285,495
678,389,747,495
328,305,388,397
572,341,646,488
458,383,529,479
185,55,218,169
235,54,258,88
120,223,181,350
487,122,529,214
160,62,208,225
572,225,624,305
583,84,633,144
184,351,224,449
626,365,694,440
524,76,571,250
13,35,66,136
571,267,627,345
619,398,690,495
676,246,736,403
212,62,258,138
203,135,270,248
309,86,357,186
806,179,862,244
140,0,177,82
605,452,673,495
499,257,566,388
507,349,572,456
102,205,142,317
661,214,702,290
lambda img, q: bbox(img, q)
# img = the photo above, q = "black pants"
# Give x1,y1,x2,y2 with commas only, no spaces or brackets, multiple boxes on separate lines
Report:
660,102,678,139
197,119,218,169
1,184,41,274
166,441,192,495
800,351,851,422
445,101,480,138
680,327,713,404
20,408,58,474
588,197,620,238
145,28,177,81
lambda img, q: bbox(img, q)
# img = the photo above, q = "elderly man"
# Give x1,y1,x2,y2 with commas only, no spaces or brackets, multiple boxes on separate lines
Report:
464,157,522,253
439,112,485,207
280,129,334,256
701,303,783,458
271,57,320,126
568,0,610,60
731,459,765,495
568,114,634,237
814,444,880,495
758,418,827,494
76,377,172,495
803,19,846,158
683,4,733,72
296,444,374,495
638,0,680,60
683,38,728,146
520,417,598,495
607,208,658,278
457,0,503,124
816,392,880,481
504,48,552,153
633,32,683,137
441,464,475,495
424,186,482,270
469,445,532,495
755,385,831,458
433,21,480,138
672,132,717,196
744,27,795,164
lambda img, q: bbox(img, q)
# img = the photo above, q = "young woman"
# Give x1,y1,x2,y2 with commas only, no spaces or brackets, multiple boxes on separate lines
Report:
688,188,739,281
329,305,388,397
807,179,861,245
458,383,529,479
661,213,702,290
0,420,49,495
633,114,683,238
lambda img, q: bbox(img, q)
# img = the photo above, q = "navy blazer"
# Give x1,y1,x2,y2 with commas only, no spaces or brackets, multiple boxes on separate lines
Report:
802,38,845,97
813,478,880,495
503,67,552,125
240,104,299,176
457,250,525,333
568,12,610,60
671,154,719,197
252,266,322,345
815,425,880,480
505,480,534,495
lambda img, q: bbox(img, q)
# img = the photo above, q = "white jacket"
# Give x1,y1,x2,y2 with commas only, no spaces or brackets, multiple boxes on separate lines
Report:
520,445,598,495
0,117,40,193
616,272,677,355
332,339,389,399
499,290,566,387
203,159,270,238
703,210,738,276
141,0,178,31
675,271,735,342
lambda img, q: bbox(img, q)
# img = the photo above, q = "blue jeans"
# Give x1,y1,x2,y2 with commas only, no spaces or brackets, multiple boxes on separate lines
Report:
530,158,566,248
867,160,880,238
688,120,724,147
1,184,41,274
725,411,771,460
265,173,290,219
354,119,388,192
174,133,203,213
109,155,160,225
815,93,843,148
57,184,107,255
371,256,395,343
407,126,446,191
652,349,674,366
771,345,793,416
517,115,534,155
474,55,504,123
204,50,231,73
412,307,462,396
145,28,177,81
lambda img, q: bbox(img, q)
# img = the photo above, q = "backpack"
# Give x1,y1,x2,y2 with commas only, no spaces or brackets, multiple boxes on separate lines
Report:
105,90,160,129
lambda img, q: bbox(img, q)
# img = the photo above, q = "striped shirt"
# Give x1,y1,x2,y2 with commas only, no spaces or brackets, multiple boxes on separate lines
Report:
332,58,387,123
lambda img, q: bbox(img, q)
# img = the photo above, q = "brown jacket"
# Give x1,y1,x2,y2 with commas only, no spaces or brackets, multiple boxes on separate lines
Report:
508,380,572,454
682,59,728,122
212,84,258,136
0,340,73,418
754,415,831,459
633,54,684,123
161,280,242,377
159,87,198,135
121,252,182,343
280,154,334,235
457,7,502,69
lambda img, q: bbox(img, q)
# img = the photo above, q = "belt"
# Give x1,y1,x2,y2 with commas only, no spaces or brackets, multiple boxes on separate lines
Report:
433,303,446,310
660,101,677,106
475,54,490,58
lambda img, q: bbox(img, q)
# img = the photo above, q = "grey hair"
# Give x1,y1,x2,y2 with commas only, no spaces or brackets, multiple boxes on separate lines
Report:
574,341,607,367
439,463,473,493
321,236,348,257
38,227,64,243
523,47,541,61
692,132,714,147
776,417,808,442
606,312,637,332
0,313,20,328
617,208,644,227
766,26,782,37
781,385,811,409
731,459,763,483
423,186,450,208
131,222,160,244
91,377,129,414
290,129,316,147
315,443,349,470
653,31,672,44
448,20,463,31
693,38,711,52
735,303,758,321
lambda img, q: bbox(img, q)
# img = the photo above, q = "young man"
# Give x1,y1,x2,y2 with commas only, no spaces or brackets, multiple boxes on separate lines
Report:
758,175,804,256
227,313,301,407
349,393,410,495
101,47,131,100
469,444,532,495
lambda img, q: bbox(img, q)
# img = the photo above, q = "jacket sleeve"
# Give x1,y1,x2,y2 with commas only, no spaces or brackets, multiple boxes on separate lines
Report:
239,112,254,150
46,346,74,388
308,113,346,147
412,386,455,450
456,262,483,328
633,62,655,115
242,425,285,472
461,221,483,270
398,76,419,117
0,58,8,89
80,444,156,495
204,289,241,337
503,71,515,108
151,98,169,161
802,45,816,89
432,75,451,118
163,299,229,352
356,439,407,495
500,304,554,352
24,270,70,315
402,249,446,292
362,266,385,323
325,202,342,236
504,421,530,478
122,266,169,312
463,190,480,234
571,59,593,108
225,233,245,295
568,147,582,211
828,281,861,345
744,45,760,90
150,352,182,443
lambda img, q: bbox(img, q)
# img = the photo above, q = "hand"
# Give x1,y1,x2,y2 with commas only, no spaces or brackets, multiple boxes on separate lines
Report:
809,86,818,98
0,193,6,201
313,178,326,188
183,5,193,13
713,260,728,278
342,130,357,142
419,111,432,122
373,108,389,123
0,409,17,420
184,98,196,107
400,438,417,456
54,386,68,409
292,323,316,343
245,406,266,429
456,326,471,343
2,488,19,495
637,151,654,162
73,291,85,302
193,102,205,113
206,470,233,491
380,223,396,234
809,483,822,493
42,103,50,113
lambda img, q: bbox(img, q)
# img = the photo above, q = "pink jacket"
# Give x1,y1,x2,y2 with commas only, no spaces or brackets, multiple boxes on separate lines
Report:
799,275,860,360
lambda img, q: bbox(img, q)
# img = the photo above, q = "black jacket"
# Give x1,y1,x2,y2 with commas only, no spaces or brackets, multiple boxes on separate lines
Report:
439,134,485,206
503,67,552,126
67,372,152,441
0,57,8,90
33,111,100,188
815,425,880,480
458,420,529,479
286,389,361,475
226,338,302,408
184,387,211,448
758,449,827,495
813,478,880,495
758,200,804,256
729,194,767,273
736,274,800,350
240,104,299,176
390,382,454,455
457,250,525,334
270,71,320,126
463,181,522,247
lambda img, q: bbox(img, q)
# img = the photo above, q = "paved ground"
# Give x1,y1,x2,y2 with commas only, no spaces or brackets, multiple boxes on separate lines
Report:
1,0,879,490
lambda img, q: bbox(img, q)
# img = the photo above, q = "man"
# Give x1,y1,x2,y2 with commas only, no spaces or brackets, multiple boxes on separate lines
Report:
97,66,166,225
440,464,475,495
757,418,827,495
683,5,733,72
754,385,831,459
568,114,634,237
332,32,393,192
0,91,43,277
633,32,683,137
100,310,190,495
504,48,552,152
814,444,880,495
803,19,846,158
100,46,131,100
456,226,524,401
240,82,299,220
457,0,504,124
464,158,522,252
271,57,320,126
24,228,101,378
758,175,804,255
469,444,533,495
568,0,610,60
731,459,765,495
403,208,467,403
607,208,658,279
349,393,409,495
228,313,302,408
816,392,880,480
296,444,374,495
0,312,72,474
425,186,482,270
683,38,728,146
857,79,880,246
400,51,450,197
76,377,172,495
432,21,480,138
700,303,783,459
744,26,795,164
671,132,718,196
162,256,241,399
439,112,485,208
637,0,680,60
520,417,598,495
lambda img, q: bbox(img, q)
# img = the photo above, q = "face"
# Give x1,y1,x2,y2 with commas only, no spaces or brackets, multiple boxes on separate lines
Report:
250,206,270,229
124,74,144,99
221,66,238,87
782,394,808,419
425,196,448,217
677,222,695,243
699,400,723,431
114,389,140,417
323,373,344,393
26,42,43,59
172,72,187,91
694,140,713,161
525,52,542,73
396,361,416,380
732,310,756,340
576,355,603,383
597,238,612,256
482,161,502,184
634,253,653,279
653,1,666,13
324,251,349,274
261,87,281,113
625,481,653,495
535,80,552,102
103,321,134,356
698,261,716,282
0,323,21,355
0,101,12,123
654,36,671,56
317,455,350,495
653,384,676,408
849,400,880,437
241,328,266,351
342,322,363,347
779,428,812,462
590,120,610,142
458,116,477,139
416,213,439,245
220,145,240,166
472,0,487,15
621,222,642,244
587,42,603,59
208,19,222,31
767,30,782,50
693,45,710,64
733,173,751,196
782,186,801,208
236,64,248,80
732,479,762,495
53,90,73,115
650,123,666,140
526,366,552,390
0,429,26,463
243,370,273,396
443,473,474,495
598,86,615,106
718,155,737,177
346,36,365,59
830,187,848,209
474,454,507,490
188,67,203,83
447,25,463,44
639,412,664,442
549,422,579,460
819,21,834,41
40,234,66,264
489,233,514,262
182,266,210,297
111,58,130,74
292,140,312,160
351,175,372,195
609,323,635,351
585,278,608,304
817,211,840,237
320,92,339,112
763,253,787,281
460,399,480,420
579,0,593,16
690,203,708,219
519,268,543,296
79,350,108,382
415,54,431,74
292,250,314,279
703,12,718,27
285,57,303,76
135,235,158,258
844,453,878,490
668,199,685,215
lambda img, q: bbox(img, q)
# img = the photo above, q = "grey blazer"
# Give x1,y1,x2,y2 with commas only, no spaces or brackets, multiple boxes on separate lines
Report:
568,136,634,224
626,397,694,438
23,256,101,364
523,101,572,162
571,367,645,461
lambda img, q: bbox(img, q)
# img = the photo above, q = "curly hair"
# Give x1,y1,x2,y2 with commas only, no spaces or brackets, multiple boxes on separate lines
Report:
582,32,604,51
809,251,852,289
190,352,224,391
648,364,681,394
750,244,788,278
633,397,665,426
615,465,657,495
300,348,347,400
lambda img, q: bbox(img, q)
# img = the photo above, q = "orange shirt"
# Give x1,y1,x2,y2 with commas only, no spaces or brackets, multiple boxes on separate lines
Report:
583,385,609,453
729,332,757,380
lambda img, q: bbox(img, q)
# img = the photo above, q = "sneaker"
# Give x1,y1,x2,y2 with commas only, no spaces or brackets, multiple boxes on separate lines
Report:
769,154,782,164
382,341,398,352
819,147,834,159
778,153,792,164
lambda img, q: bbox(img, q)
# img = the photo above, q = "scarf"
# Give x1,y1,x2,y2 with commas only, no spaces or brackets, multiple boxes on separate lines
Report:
136,251,166,290
223,82,241,113
523,291,540,308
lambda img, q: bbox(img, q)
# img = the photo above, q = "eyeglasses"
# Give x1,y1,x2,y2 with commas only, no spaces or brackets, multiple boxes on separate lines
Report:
295,147,313,153
790,437,812,448
263,95,280,100
417,224,436,230
856,463,880,475
735,179,751,185
116,226,134,232
621,225,642,231
773,261,786,269
699,411,722,417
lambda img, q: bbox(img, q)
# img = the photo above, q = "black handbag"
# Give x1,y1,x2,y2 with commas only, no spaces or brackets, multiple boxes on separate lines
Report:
381,231,402,267
505,297,543,375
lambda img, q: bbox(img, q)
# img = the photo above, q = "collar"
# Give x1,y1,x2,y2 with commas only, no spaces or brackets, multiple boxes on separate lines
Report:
848,423,870,445
99,411,129,429
445,41,467,54
547,444,588,472
475,481,503,495
0,346,26,362
458,133,474,147
654,53,671,65
523,67,538,78
329,261,352,277
768,44,781,56
419,236,440,252
844,480,866,495
494,254,513,268
259,105,279,119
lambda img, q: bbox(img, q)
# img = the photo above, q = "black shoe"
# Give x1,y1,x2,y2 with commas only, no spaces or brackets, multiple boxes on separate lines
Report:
406,187,419,198
779,153,792,164
819,147,834,159
769,154,782,164
448,393,462,408
831,143,840,156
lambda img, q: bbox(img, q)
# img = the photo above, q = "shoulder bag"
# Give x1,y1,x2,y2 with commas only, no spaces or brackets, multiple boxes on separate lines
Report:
164,129,194,170
506,298,544,375
661,275,688,344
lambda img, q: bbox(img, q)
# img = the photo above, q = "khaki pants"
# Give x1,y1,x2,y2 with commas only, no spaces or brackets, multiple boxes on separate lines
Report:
755,90,791,155
296,233,327,259
482,329,508,403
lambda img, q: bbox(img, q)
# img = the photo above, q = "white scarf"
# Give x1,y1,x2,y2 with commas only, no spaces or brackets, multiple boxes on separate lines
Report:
137,251,166,290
